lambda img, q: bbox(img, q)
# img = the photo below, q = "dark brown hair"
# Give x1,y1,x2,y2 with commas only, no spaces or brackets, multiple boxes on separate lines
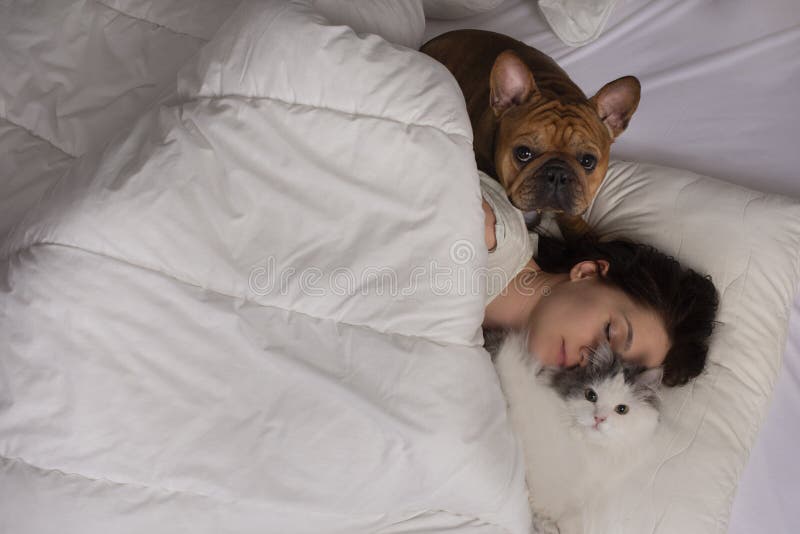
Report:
535,234,719,387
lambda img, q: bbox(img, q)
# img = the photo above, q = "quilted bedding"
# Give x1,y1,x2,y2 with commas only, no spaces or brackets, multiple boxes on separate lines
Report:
0,1,531,533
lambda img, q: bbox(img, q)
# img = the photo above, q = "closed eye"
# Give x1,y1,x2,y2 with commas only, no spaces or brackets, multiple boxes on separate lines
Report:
623,314,633,352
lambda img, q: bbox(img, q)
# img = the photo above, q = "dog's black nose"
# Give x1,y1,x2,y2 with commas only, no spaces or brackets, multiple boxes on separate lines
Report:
542,162,573,190
528,159,580,214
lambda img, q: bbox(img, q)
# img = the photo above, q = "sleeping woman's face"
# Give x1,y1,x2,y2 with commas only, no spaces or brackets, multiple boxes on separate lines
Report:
527,260,670,370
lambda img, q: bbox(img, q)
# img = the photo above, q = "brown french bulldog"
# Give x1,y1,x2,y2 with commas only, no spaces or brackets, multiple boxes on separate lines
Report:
421,30,640,237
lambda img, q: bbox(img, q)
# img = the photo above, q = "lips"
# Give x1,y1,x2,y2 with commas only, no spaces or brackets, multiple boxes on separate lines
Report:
558,339,567,367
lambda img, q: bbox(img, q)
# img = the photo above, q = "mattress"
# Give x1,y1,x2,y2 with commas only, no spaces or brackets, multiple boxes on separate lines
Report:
426,1,800,532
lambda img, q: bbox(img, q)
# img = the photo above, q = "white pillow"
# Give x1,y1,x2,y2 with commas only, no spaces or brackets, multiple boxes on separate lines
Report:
538,0,619,47
423,0,505,20
557,160,800,533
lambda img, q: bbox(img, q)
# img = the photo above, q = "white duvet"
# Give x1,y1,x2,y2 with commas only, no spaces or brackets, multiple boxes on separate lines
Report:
0,1,531,533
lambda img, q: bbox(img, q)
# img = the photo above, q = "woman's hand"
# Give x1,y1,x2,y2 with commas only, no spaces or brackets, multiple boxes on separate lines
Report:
483,199,497,252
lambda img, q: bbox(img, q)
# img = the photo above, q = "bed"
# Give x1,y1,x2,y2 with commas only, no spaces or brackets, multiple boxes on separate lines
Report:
426,3,800,532
1,1,798,533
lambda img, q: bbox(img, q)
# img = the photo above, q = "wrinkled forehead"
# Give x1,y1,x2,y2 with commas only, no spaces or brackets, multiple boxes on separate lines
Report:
500,100,611,152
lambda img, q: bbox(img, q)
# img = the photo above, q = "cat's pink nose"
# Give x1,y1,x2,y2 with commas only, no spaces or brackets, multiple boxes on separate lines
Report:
594,415,606,424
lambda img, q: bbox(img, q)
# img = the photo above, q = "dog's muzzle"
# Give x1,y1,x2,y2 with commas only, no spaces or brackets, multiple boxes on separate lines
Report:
529,159,580,214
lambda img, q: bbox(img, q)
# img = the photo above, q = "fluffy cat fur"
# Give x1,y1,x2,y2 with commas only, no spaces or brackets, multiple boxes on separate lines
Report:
491,330,662,533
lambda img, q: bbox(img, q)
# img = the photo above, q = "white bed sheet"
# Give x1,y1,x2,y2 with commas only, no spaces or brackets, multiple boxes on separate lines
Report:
426,1,800,532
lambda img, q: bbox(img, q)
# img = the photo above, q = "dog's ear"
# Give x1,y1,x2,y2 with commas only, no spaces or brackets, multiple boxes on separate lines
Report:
590,76,641,139
490,50,537,116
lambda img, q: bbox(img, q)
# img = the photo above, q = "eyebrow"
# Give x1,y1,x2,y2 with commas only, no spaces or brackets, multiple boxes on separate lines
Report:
623,313,634,352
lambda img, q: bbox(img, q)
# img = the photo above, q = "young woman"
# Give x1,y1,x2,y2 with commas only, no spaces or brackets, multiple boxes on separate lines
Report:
480,171,718,387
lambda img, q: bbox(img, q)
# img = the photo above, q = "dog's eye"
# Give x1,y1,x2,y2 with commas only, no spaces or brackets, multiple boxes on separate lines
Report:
580,154,597,171
584,388,598,403
514,146,533,163
615,404,629,415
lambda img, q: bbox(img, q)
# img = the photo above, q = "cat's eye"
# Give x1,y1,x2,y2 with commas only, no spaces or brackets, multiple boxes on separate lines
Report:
584,388,598,403
615,404,629,415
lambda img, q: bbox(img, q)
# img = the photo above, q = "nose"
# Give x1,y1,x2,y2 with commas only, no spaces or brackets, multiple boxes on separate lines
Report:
594,415,606,425
542,162,574,191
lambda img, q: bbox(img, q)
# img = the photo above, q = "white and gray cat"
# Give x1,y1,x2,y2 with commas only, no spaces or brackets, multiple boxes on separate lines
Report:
489,330,663,534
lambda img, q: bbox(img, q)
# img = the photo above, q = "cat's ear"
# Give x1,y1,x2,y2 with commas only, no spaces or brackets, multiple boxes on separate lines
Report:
633,367,663,409
587,340,615,369
635,367,664,390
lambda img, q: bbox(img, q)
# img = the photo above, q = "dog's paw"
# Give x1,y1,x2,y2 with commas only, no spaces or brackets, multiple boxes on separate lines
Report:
532,512,560,534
